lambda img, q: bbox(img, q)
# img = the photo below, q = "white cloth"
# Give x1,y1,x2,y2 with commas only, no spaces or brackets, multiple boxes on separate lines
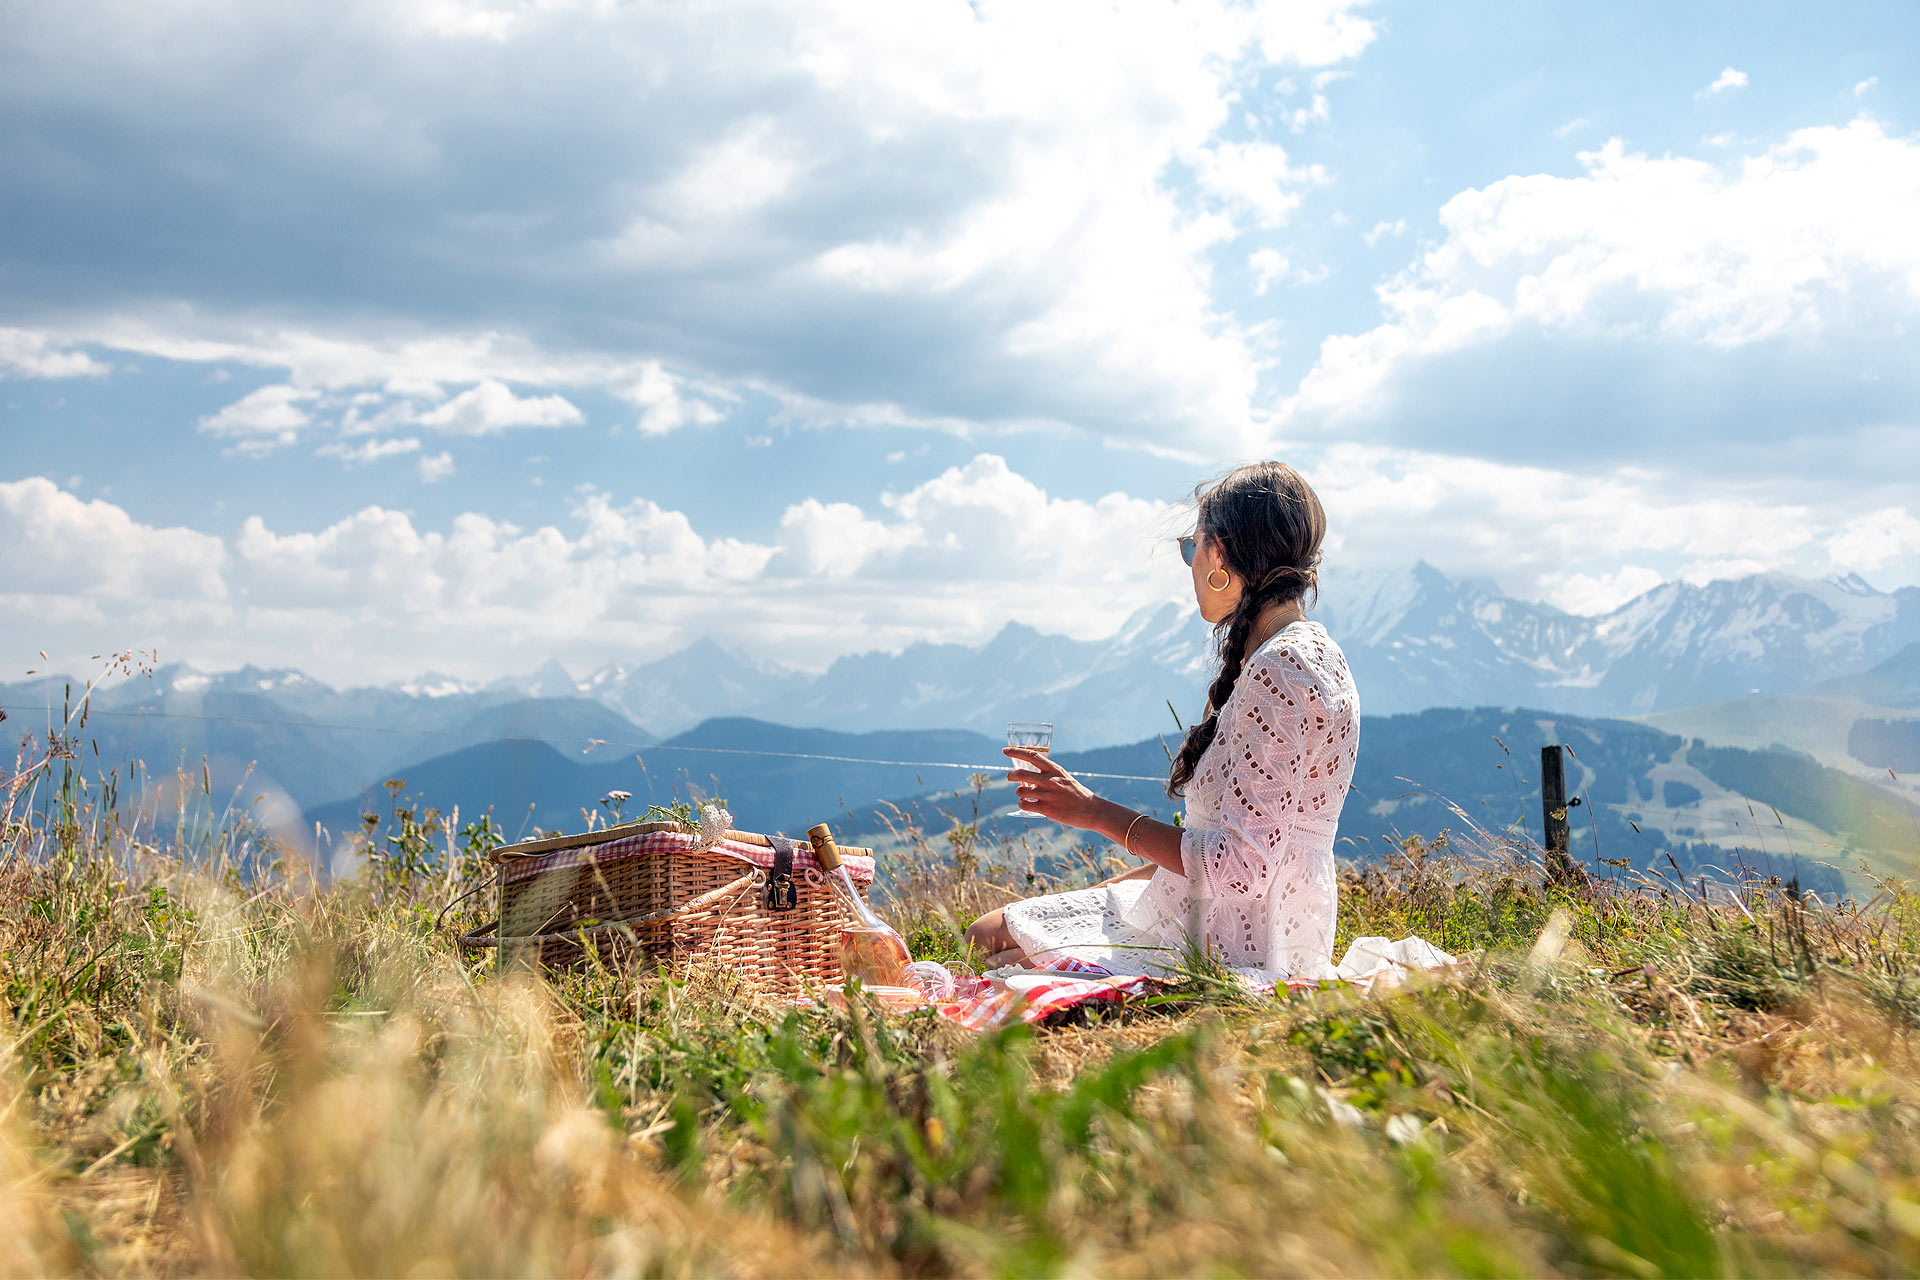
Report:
1003,621,1452,988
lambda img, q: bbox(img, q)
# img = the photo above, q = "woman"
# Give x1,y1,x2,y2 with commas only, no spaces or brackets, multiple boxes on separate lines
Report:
965,461,1358,982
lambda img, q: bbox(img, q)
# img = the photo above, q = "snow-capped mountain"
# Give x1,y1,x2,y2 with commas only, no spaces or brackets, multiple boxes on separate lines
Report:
11,566,1914,756
1569,572,1916,711
577,638,807,731
545,565,1918,745
792,565,1915,742
1314,563,1596,716
1326,565,1918,718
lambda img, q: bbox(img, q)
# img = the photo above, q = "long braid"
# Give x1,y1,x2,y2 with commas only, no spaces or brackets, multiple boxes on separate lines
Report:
1165,461,1328,798
1168,582,1268,796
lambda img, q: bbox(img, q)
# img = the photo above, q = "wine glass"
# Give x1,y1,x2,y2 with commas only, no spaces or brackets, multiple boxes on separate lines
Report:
1005,721,1053,819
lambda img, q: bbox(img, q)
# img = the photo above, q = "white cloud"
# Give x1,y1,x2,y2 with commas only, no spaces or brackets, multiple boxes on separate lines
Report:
0,460,1183,680
196,384,317,453
1303,443,1823,601
616,361,729,436
0,477,226,604
1554,118,1588,139
316,436,422,466
1363,219,1406,247
6,449,1913,683
1284,118,1920,424
1855,77,1878,98
1284,93,1331,134
201,455,1145,675
776,500,908,578
657,117,802,225
0,328,107,379
1828,507,1920,573
1699,67,1748,97
1191,140,1321,229
1546,566,1666,616
1249,248,1291,295
58,322,725,452
418,451,455,484
2,0,1380,454
414,380,583,435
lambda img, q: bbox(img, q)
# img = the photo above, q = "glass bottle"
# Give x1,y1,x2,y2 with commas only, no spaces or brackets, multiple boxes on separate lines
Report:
808,823,909,984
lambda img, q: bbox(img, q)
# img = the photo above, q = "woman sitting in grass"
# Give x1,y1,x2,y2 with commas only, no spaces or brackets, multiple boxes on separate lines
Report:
966,461,1365,981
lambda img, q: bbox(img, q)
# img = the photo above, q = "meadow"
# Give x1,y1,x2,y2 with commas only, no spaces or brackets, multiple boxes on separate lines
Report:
6,708,1920,1277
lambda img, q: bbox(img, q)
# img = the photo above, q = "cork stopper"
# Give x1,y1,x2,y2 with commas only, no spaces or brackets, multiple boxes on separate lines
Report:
806,822,842,870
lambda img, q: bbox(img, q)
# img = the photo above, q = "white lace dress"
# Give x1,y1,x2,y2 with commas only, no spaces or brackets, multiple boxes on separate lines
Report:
1002,620,1364,983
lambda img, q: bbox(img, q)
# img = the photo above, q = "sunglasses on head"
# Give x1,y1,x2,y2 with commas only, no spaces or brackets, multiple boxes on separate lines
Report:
1177,534,1197,566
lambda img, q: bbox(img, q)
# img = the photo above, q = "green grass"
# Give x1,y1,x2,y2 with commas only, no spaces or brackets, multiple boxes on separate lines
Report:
6,733,1920,1276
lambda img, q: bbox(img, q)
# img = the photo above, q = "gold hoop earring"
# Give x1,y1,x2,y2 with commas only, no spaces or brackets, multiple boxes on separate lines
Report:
1207,568,1231,591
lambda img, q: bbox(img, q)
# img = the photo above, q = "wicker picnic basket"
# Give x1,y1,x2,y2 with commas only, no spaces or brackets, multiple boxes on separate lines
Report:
455,820,877,995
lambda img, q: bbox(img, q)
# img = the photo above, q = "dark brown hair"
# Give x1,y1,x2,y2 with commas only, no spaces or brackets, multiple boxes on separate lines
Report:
1167,461,1327,796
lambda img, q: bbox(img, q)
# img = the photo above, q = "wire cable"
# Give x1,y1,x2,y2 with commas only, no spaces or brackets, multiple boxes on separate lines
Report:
0,702,1170,783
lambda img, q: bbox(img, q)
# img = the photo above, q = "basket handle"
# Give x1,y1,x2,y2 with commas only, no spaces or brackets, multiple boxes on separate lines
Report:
457,869,760,951
436,874,497,936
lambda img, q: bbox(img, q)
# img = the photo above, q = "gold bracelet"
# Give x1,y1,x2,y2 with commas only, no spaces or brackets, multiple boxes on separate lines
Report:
1121,811,1149,854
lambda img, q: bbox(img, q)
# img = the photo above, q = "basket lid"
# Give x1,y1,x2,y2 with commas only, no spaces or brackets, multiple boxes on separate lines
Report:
490,821,876,886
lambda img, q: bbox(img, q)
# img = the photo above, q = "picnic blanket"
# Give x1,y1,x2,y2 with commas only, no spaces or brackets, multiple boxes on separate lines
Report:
822,936,1459,1033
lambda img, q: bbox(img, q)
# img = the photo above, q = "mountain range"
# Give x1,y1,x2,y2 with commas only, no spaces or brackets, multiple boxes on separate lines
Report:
306,709,1894,900
756,567,1920,744
22,562,1902,750
5,564,1917,871
532,564,1920,744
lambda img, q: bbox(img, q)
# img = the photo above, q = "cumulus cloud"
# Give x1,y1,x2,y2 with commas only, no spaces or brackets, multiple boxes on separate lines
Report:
1699,67,1748,97
417,451,455,484
1828,507,1920,573
0,328,107,378
317,436,422,466
0,477,226,604
73,323,727,461
1363,219,1407,247
1280,117,1920,474
197,385,318,453
1545,566,1667,616
1,461,1183,680
617,361,728,436
1249,247,1291,295
1303,443,1826,603
1,0,1379,452
6,448,1914,684
414,380,583,435
1191,140,1322,229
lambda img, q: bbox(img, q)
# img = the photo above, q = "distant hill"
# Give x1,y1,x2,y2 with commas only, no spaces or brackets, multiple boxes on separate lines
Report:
0,683,373,810
323,706,1899,897
0,677,646,816
1849,719,1920,773
453,698,654,751
1817,641,1920,708
306,719,1009,843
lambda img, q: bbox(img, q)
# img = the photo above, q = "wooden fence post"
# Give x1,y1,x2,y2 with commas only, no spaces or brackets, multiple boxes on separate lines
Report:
1540,744,1586,888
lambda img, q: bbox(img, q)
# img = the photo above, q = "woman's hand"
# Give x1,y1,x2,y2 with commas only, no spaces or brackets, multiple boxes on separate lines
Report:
1004,747,1188,876
1003,747,1116,832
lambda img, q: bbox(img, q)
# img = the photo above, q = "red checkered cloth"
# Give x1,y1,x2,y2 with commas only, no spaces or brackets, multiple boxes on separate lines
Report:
934,954,1167,1031
499,830,875,886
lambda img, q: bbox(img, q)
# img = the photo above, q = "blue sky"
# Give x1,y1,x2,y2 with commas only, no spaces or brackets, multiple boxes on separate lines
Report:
3,0,1917,684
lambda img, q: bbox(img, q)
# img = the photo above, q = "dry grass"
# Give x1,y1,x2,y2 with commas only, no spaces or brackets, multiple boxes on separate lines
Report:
6,723,1920,1277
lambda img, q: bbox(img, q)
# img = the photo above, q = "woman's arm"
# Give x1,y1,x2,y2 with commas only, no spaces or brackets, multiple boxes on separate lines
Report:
1002,747,1187,875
